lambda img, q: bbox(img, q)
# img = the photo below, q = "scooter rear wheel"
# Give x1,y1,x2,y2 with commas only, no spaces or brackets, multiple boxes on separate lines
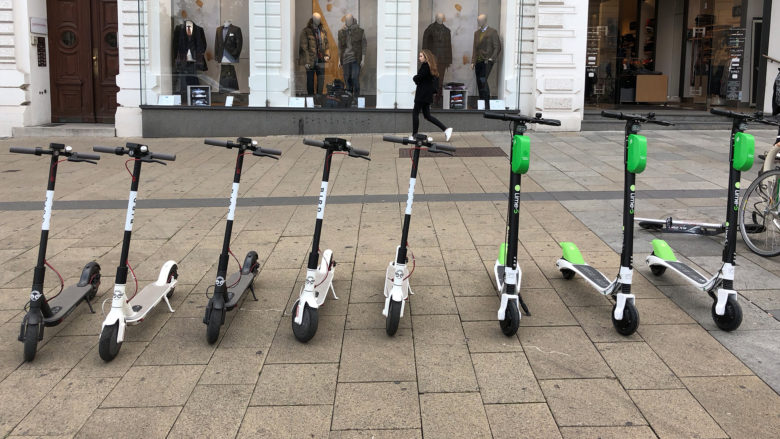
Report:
23,323,40,362
499,302,520,336
166,264,178,298
87,266,101,300
292,300,318,343
650,265,666,276
711,296,742,331
611,302,639,336
206,307,223,344
386,300,402,336
99,322,122,362
560,268,575,280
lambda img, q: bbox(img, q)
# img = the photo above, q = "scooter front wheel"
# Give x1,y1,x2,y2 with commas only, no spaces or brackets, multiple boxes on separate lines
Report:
499,302,520,336
712,296,742,331
99,322,122,362
23,323,40,362
386,300,402,336
292,300,318,343
206,307,224,344
611,302,639,336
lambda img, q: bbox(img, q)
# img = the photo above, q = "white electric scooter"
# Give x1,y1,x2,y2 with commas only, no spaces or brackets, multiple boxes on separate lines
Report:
291,137,370,342
93,143,178,361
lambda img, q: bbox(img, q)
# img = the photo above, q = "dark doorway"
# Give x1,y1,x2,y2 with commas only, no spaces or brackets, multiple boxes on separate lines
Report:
47,0,118,123
751,18,762,105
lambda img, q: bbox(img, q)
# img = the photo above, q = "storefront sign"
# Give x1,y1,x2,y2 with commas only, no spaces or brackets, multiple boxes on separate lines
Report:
30,18,47,35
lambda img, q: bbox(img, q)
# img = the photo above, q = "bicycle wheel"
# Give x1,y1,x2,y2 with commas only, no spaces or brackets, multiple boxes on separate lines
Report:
740,169,780,257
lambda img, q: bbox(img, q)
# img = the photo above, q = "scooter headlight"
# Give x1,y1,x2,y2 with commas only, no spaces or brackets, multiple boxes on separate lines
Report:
64,145,72,153
140,145,148,153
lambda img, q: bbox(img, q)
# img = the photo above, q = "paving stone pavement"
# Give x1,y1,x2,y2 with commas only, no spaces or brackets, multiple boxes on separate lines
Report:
0,128,779,438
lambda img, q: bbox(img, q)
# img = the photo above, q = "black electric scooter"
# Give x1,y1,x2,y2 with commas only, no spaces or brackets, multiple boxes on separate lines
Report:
202,137,281,344
380,134,456,336
292,137,370,342
483,111,561,336
12,143,102,361
557,111,672,336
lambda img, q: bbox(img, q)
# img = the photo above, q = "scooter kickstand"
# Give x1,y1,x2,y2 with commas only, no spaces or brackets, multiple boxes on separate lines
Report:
329,283,339,300
86,298,95,314
163,295,175,313
249,283,258,301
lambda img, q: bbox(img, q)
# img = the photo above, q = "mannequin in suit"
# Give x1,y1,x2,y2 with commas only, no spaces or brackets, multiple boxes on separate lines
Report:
172,20,208,101
422,13,452,104
471,14,501,109
299,13,330,96
215,20,243,93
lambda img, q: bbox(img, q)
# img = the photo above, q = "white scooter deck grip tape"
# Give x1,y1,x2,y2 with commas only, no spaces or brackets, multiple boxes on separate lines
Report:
124,191,138,231
42,190,54,230
317,182,328,219
406,178,416,215
227,182,239,221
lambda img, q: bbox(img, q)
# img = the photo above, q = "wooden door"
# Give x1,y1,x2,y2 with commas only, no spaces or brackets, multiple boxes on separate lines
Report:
47,0,118,123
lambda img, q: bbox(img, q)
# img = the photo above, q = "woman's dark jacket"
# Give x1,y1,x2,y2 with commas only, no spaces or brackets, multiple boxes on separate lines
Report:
414,62,438,104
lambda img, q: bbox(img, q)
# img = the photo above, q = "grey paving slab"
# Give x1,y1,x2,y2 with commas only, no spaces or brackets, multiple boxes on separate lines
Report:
101,365,203,408
238,405,332,438
0,368,69,437
251,362,337,406
484,403,562,439
540,378,647,427
332,381,420,430
628,389,727,439
76,406,182,439
710,329,780,394
559,426,659,438
596,342,683,390
338,329,415,382
462,321,523,353
265,314,346,364
199,347,267,385
420,392,491,439
520,326,614,379
412,314,478,393
472,352,543,403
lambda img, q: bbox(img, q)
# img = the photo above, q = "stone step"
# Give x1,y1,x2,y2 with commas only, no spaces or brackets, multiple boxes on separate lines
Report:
12,123,116,138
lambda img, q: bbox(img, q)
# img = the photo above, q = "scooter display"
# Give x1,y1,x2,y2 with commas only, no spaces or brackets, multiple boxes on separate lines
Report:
93,143,178,361
645,109,770,331
380,133,456,336
557,111,672,336
292,137,370,342
11,143,103,361
483,111,561,336
202,137,281,344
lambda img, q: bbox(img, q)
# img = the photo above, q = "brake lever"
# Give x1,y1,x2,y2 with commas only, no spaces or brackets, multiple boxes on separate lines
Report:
428,147,454,156
142,158,167,166
254,152,280,160
348,151,371,161
68,158,98,165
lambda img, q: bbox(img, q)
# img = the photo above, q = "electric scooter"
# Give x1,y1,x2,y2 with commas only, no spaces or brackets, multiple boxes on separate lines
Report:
380,133,456,336
645,108,772,331
93,143,178,361
556,111,672,335
202,137,281,344
292,137,370,342
483,111,561,336
11,143,102,362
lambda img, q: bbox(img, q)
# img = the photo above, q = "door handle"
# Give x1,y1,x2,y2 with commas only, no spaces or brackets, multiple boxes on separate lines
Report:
92,47,98,77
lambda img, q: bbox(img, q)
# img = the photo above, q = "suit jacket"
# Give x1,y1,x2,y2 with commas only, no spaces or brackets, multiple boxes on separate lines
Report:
422,22,452,66
215,24,243,63
413,62,437,104
472,26,501,64
173,22,208,71
299,18,330,66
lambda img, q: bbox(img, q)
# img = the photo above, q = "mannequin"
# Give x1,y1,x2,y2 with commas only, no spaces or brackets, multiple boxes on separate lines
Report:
338,14,366,98
173,19,208,101
422,13,452,105
471,14,500,109
215,19,243,93
299,12,331,96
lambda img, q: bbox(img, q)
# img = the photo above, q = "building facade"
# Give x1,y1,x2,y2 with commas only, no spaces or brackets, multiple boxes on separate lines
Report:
0,0,776,137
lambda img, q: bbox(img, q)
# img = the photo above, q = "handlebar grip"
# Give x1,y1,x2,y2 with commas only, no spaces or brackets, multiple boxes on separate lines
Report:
652,120,675,127
151,152,176,161
382,135,408,144
303,138,325,148
709,108,733,117
260,148,282,156
93,146,123,155
483,111,508,121
74,152,101,160
601,110,623,120
204,138,230,147
433,143,456,152
351,148,370,157
9,147,38,155
537,118,562,127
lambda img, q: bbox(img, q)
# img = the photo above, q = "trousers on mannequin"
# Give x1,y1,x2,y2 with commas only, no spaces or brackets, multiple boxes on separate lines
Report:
342,62,360,96
475,61,493,109
176,61,199,101
306,61,325,95
219,65,238,93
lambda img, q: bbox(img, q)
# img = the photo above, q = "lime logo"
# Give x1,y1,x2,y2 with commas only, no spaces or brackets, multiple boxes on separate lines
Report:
514,185,520,191
630,185,636,191
726,222,730,227
735,182,740,189
513,209,519,214
734,206,738,211
630,210,634,214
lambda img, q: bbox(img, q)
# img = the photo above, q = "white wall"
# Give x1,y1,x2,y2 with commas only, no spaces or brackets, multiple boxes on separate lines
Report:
655,0,684,100
376,0,418,109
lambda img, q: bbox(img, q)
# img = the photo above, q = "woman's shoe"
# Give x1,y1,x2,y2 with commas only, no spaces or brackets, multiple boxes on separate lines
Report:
444,127,453,141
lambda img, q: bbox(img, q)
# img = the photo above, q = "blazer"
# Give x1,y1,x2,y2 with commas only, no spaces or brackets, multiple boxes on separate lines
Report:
422,22,452,66
215,24,243,63
413,62,437,104
173,22,208,71
472,26,501,64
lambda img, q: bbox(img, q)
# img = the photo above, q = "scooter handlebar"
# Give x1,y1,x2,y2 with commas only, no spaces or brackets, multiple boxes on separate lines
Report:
93,146,125,155
382,135,409,144
259,147,282,156
601,110,624,120
72,152,101,161
432,143,456,152
709,108,735,118
9,147,40,155
150,152,176,161
483,111,519,121
303,138,325,148
349,147,370,157
204,138,231,147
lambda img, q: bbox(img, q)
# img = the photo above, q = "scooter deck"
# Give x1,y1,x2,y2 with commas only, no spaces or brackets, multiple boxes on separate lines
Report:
225,271,256,310
572,264,611,289
43,284,92,326
127,283,173,323
662,261,709,284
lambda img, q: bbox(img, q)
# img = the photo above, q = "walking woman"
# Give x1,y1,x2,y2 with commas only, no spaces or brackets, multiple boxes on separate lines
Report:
413,49,453,141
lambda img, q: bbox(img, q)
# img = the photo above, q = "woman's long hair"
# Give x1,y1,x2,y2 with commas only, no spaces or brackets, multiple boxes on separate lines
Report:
421,49,440,78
